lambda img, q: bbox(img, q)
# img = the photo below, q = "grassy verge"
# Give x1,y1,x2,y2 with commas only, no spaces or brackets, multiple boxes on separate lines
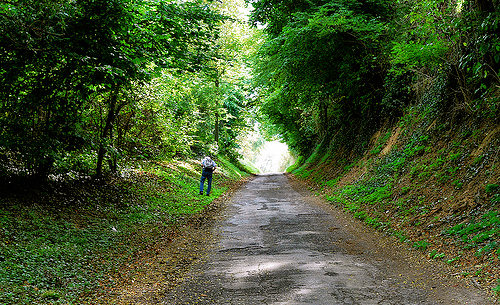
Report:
0,157,250,304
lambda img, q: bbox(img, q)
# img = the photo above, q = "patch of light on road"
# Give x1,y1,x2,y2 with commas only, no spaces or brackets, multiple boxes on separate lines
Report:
230,260,288,278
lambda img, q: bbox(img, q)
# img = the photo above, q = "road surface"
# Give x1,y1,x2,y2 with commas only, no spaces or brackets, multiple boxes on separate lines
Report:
162,174,492,304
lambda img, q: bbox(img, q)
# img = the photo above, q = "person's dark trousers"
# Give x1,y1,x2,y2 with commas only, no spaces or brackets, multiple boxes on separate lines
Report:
199,170,213,195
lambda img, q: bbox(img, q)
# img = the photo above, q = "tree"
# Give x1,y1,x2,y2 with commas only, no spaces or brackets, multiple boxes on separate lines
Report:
0,0,225,179
389,0,499,113
249,0,392,156
189,0,257,158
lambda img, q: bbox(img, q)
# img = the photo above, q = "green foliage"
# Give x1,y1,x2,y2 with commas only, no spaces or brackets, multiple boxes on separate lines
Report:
0,158,249,304
456,7,499,114
489,183,500,204
0,0,237,180
392,230,408,242
360,183,393,204
446,256,461,264
250,0,499,165
343,159,359,172
286,156,305,172
381,70,414,115
485,184,499,194
494,279,500,296
389,0,453,73
391,41,449,72
413,240,430,250
296,169,313,179
389,0,474,84
0,212,110,303
291,144,324,175
370,132,392,155
428,249,445,259
324,177,341,188
326,177,393,234
444,210,500,257
365,216,384,229
251,0,391,156
452,180,464,190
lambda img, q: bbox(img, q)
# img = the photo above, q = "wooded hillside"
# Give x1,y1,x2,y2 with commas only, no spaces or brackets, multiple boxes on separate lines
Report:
0,0,499,302
250,0,498,157
0,1,257,303
246,0,499,297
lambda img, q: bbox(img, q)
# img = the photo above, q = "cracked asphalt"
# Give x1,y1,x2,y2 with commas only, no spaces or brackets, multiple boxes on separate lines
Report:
162,174,492,305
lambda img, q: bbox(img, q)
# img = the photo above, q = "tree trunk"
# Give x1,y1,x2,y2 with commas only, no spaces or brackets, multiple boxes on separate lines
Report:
319,100,329,140
108,123,118,175
475,0,495,12
33,156,54,182
214,78,220,146
95,89,119,178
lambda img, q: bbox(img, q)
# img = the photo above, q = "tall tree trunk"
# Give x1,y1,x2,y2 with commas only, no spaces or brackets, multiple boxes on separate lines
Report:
475,0,495,12
33,105,54,181
108,123,118,175
214,78,220,146
96,89,119,178
319,100,329,140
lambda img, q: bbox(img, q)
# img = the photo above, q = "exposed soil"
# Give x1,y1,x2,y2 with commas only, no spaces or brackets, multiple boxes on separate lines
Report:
307,119,500,296
381,126,402,156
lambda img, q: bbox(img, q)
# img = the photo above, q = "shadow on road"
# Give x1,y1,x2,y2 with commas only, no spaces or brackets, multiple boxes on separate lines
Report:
162,174,492,304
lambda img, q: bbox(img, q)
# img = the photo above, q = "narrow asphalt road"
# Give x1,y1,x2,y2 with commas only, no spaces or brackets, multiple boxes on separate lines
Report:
162,174,492,305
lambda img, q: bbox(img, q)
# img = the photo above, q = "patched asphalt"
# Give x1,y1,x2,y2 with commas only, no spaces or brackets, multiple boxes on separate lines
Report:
162,174,492,305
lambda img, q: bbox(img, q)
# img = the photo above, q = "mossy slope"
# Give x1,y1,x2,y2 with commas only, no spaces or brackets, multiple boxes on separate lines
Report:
291,104,499,297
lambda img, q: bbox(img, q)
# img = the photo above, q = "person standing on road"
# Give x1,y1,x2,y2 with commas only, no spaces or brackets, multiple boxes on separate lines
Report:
199,156,217,196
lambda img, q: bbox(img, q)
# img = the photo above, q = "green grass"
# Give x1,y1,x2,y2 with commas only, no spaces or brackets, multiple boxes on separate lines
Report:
485,184,499,193
0,157,250,304
486,184,500,204
324,177,341,188
287,156,305,172
443,210,500,258
413,240,430,250
328,181,393,206
326,182,390,231
370,131,392,155
446,256,461,264
295,168,313,178
493,280,500,296
428,250,446,259
390,229,408,242
343,160,358,171
0,206,121,304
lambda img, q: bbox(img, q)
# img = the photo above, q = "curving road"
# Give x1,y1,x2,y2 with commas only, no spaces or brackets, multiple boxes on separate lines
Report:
162,174,491,305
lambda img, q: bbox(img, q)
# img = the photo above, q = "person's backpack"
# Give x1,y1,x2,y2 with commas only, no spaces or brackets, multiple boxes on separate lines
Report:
202,158,215,171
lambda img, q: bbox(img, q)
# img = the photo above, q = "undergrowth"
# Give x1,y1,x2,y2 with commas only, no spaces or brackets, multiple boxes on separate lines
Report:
443,210,500,259
0,157,250,304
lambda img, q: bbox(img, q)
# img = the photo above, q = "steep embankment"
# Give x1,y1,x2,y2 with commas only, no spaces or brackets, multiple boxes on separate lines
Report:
292,105,499,298
0,156,251,304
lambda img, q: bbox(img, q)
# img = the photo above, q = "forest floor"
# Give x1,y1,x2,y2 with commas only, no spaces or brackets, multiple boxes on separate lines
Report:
0,158,251,304
94,176,248,304
102,174,495,304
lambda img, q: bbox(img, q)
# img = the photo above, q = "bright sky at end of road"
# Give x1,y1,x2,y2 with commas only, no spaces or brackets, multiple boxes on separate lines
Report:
253,140,294,173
